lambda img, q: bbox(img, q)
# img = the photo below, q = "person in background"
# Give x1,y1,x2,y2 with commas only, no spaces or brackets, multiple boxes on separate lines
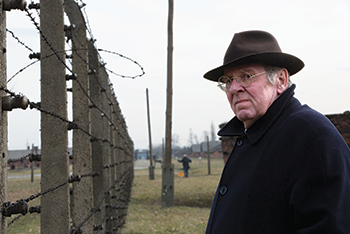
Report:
178,154,192,178
203,30,350,233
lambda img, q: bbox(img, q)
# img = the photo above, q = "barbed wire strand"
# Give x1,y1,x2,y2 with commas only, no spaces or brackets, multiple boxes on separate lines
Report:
24,8,135,150
65,26,133,149
97,49,145,79
5,161,132,227
68,29,136,148
6,11,140,152
0,82,129,155
6,29,34,53
7,214,23,227
72,168,132,233
7,153,31,164
94,171,132,234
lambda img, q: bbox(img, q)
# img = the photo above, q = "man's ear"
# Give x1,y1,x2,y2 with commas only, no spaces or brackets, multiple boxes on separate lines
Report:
276,68,289,95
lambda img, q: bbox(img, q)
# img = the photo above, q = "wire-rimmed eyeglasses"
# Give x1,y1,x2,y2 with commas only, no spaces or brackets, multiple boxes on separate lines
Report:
217,71,266,92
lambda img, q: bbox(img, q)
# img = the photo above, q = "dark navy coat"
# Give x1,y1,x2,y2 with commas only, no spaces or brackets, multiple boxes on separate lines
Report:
206,85,350,233
178,156,192,169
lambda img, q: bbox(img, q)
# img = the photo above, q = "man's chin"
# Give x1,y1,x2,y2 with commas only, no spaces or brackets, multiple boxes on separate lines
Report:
236,110,254,121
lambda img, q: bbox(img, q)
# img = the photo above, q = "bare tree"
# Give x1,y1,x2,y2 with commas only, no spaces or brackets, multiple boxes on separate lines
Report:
188,128,193,146
152,144,163,160
210,121,216,142
194,134,199,144
202,131,209,142
172,134,180,151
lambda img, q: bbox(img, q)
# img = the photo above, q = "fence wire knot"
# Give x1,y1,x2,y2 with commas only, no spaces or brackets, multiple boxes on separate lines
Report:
69,175,82,183
2,201,28,217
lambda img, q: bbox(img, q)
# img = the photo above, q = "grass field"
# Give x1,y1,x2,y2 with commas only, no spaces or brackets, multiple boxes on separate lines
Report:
7,171,41,234
6,158,224,233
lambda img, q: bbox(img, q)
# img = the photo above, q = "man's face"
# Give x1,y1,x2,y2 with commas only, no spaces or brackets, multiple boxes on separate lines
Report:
224,64,280,129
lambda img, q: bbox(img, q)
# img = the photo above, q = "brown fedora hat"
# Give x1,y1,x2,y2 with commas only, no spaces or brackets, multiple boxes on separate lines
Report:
203,30,304,81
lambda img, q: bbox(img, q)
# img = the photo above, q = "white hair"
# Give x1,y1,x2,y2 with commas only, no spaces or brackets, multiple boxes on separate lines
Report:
264,65,292,88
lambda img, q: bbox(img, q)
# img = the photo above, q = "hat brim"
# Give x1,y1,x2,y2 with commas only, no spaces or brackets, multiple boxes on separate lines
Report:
203,52,304,82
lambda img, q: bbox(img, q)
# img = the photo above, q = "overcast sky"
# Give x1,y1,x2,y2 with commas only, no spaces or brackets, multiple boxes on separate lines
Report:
5,0,350,150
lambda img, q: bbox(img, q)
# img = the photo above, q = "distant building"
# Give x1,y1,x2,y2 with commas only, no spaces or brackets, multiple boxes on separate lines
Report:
174,141,223,160
134,149,149,160
8,146,40,170
327,111,350,147
8,147,73,170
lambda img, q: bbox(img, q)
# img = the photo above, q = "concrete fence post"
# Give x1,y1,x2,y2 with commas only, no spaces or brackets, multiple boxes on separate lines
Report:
88,40,106,229
40,0,70,233
64,0,93,232
0,1,8,232
99,67,112,231
107,84,117,228
112,97,122,229
115,96,123,229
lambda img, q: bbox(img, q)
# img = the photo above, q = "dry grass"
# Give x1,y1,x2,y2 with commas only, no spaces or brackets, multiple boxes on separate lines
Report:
7,171,41,234
5,158,224,233
121,158,223,234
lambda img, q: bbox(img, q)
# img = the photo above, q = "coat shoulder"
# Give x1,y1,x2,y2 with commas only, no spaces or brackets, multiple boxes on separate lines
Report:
283,105,341,139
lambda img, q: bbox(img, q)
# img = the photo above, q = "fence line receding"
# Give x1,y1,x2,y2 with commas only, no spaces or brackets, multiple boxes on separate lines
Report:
1,0,144,233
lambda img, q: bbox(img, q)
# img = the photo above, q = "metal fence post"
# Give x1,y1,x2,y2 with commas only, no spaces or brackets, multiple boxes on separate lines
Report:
0,1,8,231
65,0,93,232
40,0,70,233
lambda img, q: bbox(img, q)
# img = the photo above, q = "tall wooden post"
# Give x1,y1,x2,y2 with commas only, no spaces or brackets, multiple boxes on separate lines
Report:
31,144,34,182
207,136,211,175
0,1,8,231
162,0,174,208
146,88,154,180
40,0,70,233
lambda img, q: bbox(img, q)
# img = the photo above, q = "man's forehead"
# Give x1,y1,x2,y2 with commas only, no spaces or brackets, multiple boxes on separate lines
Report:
223,63,265,74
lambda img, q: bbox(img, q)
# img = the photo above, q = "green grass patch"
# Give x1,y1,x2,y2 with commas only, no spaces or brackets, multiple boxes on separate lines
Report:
7,168,41,177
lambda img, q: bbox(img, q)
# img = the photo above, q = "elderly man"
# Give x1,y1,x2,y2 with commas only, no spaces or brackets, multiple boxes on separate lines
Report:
204,30,350,233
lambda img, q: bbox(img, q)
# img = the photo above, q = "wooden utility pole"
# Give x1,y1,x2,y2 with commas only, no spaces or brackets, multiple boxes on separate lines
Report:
207,136,211,175
146,88,155,180
31,144,34,182
162,0,174,208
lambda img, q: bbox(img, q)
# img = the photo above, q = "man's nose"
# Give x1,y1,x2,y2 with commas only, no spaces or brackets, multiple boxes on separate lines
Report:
227,79,244,94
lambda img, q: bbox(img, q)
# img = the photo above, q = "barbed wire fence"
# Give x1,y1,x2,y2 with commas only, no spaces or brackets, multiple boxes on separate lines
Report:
1,0,144,233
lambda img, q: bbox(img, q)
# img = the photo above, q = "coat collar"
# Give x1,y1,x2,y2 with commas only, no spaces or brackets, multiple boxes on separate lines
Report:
218,84,298,144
